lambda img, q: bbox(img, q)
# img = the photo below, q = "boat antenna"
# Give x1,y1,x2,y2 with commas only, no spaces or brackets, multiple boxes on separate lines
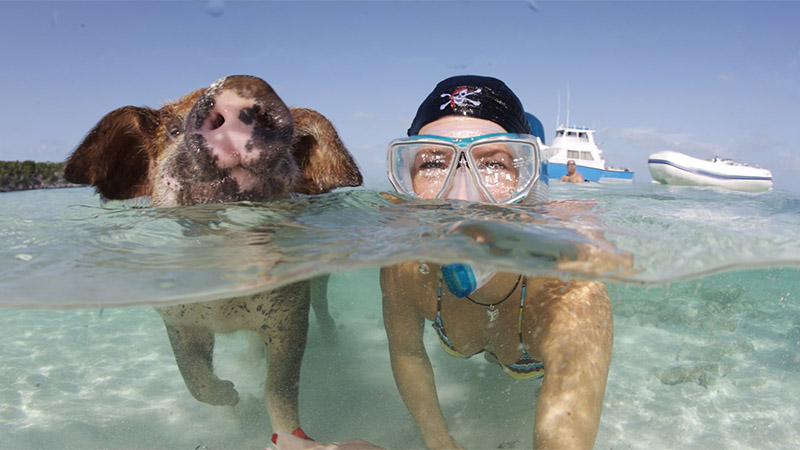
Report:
566,82,571,128
556,88,561,128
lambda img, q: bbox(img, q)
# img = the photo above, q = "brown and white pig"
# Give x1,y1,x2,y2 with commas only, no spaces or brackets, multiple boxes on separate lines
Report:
64,75,362,437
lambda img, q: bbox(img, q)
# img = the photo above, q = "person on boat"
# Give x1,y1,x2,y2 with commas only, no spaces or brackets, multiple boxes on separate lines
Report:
560,159,585,183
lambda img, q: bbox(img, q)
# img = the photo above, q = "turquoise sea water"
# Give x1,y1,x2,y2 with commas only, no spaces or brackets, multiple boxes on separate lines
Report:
1,184,799,449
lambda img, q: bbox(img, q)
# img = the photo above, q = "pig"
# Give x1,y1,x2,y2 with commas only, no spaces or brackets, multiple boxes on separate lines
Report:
64,75,362,436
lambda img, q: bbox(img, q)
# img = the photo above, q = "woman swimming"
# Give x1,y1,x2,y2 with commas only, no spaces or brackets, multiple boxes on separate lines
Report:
380,75,614,449
273,75,619,450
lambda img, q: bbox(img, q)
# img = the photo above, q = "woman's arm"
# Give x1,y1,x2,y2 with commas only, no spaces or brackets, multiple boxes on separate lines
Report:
544,201,635,276
380,266,462,450
528,279,613,449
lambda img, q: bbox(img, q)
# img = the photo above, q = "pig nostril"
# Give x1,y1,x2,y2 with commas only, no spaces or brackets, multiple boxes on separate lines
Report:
208,112,225,130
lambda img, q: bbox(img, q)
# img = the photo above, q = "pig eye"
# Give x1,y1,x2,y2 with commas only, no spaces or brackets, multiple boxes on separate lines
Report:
167,117,184,138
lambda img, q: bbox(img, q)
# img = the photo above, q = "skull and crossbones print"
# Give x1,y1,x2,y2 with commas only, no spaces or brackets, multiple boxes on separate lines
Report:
440,87,482,110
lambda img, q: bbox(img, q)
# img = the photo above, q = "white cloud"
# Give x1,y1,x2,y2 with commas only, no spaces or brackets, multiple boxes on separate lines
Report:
753,64,800,98
30,143,48,157
607,127,727,157
22,140,69,162
350,112,375,121
717,73,734,83
776,148,800,172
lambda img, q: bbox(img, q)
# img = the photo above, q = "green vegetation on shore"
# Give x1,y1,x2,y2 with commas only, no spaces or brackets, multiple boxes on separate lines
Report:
0,160,78,192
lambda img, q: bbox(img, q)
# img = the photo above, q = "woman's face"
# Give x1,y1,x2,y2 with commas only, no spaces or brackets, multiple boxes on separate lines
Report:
412,116,518,200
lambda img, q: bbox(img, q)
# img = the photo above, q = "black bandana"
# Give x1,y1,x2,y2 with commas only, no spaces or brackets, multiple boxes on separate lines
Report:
407,75,531,136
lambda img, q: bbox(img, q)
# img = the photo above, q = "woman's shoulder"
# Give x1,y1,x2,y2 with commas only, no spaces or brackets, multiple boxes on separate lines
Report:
381,262,422,288
525,276,607,302
381,262,439,303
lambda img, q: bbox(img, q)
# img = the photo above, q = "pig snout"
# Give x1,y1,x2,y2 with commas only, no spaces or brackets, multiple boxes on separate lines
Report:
184,76,296,191
197,89,262,170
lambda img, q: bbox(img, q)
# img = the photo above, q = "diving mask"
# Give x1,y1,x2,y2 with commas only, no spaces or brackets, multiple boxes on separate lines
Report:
387,133,541,203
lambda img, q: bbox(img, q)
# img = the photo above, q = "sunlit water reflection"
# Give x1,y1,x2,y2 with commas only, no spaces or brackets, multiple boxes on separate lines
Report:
1,184,798,448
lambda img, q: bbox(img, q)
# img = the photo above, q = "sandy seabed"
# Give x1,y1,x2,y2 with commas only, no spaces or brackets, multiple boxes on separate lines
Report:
1,268,798,449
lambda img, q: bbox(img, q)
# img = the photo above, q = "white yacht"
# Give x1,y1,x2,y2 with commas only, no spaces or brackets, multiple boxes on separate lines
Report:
547,125,634,183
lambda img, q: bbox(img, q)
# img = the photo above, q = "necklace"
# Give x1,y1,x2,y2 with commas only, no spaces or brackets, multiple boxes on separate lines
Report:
464,274,523,322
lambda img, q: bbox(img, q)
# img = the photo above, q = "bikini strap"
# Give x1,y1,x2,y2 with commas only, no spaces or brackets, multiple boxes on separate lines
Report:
439,273,527,344
436,274,444,316
517,276,528,344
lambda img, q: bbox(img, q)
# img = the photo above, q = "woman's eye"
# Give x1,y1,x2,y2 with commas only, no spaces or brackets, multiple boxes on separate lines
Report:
474,147,513,171
480,160,508,170
419,160,447,170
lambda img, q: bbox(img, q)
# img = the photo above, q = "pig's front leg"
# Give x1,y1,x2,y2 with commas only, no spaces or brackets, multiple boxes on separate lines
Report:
259,283,310,433
163,323,240,406
310,274,337,345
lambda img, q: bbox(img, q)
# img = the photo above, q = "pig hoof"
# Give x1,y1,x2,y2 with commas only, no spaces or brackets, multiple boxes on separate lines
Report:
317,317,338,346
196,379,240,406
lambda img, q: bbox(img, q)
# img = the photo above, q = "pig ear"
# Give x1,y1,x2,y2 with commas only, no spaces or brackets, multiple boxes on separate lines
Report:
290,107,363,195
65,106,160,200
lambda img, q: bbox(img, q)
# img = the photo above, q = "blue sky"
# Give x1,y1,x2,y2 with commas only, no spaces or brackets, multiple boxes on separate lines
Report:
2,1,799,192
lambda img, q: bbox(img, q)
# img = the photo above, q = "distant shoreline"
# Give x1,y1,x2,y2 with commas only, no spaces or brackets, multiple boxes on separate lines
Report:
0,160,83,193
0,183,84,193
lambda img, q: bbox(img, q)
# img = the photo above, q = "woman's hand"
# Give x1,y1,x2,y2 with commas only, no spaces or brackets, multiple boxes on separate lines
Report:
381,264,462,450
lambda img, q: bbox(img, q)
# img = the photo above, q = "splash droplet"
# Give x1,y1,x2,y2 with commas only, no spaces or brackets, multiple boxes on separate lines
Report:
205,0,225,17
418,262,429,274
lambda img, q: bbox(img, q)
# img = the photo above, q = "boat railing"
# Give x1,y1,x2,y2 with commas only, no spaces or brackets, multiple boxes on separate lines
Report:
711,157,759,168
